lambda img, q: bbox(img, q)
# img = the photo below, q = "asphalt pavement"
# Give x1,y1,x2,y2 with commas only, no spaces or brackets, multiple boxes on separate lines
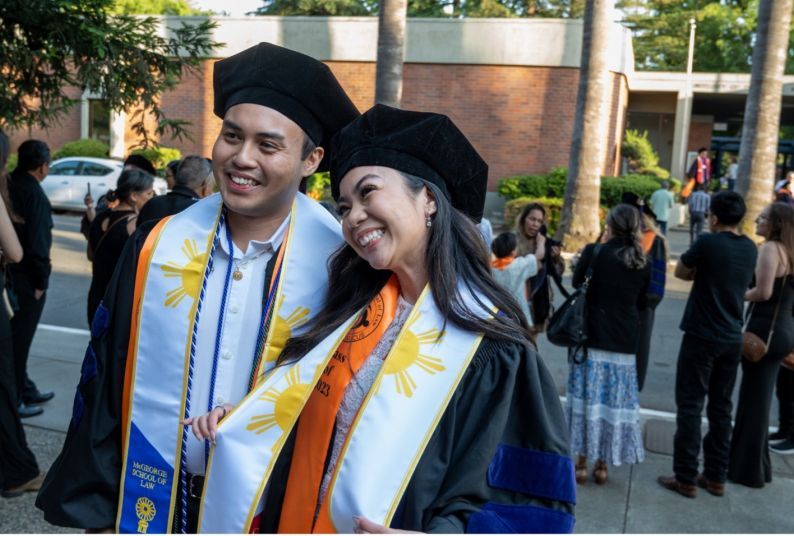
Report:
2,214,793,533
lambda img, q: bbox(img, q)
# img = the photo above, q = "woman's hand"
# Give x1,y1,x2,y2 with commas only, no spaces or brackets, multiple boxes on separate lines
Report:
182,403,234,443
354,516,422,534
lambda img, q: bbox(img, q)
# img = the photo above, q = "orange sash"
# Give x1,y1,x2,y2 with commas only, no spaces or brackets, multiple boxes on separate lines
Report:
120,215,171,447
278,276,401,533
641,229,656,254
491,255,516,270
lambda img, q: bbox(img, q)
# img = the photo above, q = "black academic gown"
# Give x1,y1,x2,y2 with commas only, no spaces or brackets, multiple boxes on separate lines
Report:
37,224,575,532
136,185,199,227
260,338,576,533
36,221,279,529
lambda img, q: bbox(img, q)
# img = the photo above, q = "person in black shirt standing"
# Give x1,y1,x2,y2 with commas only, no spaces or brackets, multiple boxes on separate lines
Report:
0,131,44,497
8,140,55,418
136,155,213,226
658,191,757,499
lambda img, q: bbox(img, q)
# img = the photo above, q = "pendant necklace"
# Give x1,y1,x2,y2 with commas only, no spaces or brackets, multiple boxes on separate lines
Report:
233,263,244,281
231,248,270,281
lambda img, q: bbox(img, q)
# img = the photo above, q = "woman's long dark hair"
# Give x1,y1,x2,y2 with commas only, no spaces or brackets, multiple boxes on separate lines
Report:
606,203,647,270
764,202,794,273
105,168,154,205
278,173,534,364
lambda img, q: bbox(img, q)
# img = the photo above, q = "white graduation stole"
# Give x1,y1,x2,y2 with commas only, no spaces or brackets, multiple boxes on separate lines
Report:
198,284,490,533
115,193,342,534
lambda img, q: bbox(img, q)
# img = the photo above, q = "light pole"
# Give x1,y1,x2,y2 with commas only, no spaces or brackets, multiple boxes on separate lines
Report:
677,18,697,179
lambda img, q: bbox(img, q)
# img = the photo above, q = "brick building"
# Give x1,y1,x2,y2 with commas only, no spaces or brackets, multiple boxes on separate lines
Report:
7,16,634,214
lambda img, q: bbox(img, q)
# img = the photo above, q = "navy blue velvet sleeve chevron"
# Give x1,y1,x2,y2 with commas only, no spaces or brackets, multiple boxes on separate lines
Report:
392,338,576,533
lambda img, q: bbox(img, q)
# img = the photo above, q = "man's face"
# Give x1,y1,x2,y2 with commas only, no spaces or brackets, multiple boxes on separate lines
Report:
212,103,321,219
33,161,49,182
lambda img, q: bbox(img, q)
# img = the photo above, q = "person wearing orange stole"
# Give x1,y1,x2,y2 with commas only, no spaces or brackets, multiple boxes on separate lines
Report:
190,105,575,533
35,43,359,533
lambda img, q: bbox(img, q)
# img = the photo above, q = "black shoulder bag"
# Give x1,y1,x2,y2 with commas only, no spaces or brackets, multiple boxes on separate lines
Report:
547,243,601,363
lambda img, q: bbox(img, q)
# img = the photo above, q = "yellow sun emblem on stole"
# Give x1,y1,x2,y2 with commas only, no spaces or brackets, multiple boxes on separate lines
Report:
262,295,310,363
382,314,446,398
247,365,310,438
161,239,208,309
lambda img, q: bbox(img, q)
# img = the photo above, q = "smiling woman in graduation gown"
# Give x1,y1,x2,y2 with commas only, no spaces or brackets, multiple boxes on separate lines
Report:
191,105,576,534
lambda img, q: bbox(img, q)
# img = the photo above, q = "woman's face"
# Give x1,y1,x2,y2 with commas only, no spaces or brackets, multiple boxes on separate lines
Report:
756,207,772,238
522,209,545,238
336,166,436,274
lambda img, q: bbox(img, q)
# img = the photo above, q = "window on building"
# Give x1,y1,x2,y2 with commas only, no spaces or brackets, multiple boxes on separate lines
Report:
89,99,111,144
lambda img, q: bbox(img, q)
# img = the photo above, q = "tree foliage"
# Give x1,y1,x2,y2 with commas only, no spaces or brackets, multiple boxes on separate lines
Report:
254,0,585,17
111,0,214,15
619,0,794,73
0,0,219,147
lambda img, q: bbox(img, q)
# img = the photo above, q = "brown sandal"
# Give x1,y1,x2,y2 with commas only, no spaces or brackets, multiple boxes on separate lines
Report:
575,456,588,484
593,459,608,485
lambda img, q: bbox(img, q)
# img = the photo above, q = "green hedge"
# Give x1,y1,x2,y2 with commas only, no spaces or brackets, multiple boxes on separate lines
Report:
6,153,17,172
600,175,661,206
498,167,567,200
498,168,681,207
52,139,109,160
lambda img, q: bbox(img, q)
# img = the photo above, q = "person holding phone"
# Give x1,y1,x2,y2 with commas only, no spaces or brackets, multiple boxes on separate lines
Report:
516,204,568,336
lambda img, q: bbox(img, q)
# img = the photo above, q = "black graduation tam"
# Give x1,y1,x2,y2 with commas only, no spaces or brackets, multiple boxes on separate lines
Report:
329,104,488,221
621,191,657,220
213,43,359,170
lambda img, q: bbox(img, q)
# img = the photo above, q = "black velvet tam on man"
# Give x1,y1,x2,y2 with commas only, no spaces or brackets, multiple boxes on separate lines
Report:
329,104,488,222
213,42,359,171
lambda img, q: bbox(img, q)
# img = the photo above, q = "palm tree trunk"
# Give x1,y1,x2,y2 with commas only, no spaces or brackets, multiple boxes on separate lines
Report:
736,0,793,236
558,0,613,250
375,0,408,107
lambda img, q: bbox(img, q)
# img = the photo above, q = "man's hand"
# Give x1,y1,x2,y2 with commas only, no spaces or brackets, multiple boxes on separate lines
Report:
674,261,696,281
34,289,44,300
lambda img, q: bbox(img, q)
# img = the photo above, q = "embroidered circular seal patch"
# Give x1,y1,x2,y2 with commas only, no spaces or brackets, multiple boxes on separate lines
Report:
345,294,385,342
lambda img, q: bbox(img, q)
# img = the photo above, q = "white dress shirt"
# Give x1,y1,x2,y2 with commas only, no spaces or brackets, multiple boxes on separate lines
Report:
184,215,290,474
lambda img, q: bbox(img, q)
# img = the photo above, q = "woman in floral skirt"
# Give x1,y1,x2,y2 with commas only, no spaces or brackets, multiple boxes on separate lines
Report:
567,204,650,484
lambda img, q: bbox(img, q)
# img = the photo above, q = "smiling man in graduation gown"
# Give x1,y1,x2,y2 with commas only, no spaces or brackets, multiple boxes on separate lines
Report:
35,43,359,532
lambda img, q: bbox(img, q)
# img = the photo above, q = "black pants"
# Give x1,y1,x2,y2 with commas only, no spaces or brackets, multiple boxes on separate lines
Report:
636,307,655,392
673,333,741,485
170,478,201,533
689,212,705,245
0,287,39,489
10,274,46,403
777,366,794,440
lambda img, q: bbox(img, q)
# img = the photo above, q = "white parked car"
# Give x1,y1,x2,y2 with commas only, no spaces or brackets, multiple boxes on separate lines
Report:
42,157,167,212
